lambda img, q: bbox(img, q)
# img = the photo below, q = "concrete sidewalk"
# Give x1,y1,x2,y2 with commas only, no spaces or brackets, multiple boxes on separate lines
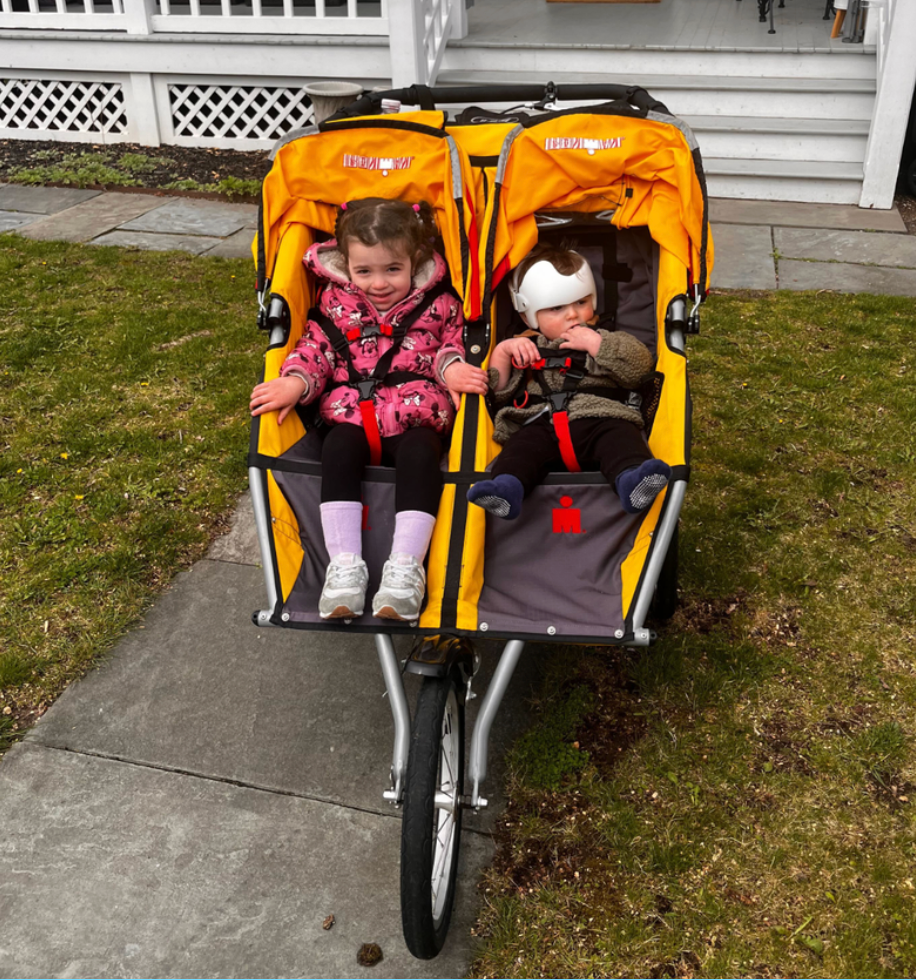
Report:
0,496,548,979
1,183,915,980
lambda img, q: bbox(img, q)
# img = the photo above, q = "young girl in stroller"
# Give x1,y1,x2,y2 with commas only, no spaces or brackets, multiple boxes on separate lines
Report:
250,197,489,622
467,243,671,520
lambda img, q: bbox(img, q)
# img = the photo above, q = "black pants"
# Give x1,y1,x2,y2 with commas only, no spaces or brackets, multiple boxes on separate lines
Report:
491,414,651,496
321,422,443,516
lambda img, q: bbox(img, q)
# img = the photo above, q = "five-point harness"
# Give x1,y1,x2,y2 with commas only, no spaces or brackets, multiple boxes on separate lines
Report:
511,339,633,473
309,281,453,466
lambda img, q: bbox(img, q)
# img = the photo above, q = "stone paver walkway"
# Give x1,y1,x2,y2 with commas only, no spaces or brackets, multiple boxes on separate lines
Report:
1,184,914,296
1,184,255,258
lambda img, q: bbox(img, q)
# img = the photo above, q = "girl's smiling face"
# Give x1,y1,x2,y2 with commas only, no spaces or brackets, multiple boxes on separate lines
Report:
347,240,413,312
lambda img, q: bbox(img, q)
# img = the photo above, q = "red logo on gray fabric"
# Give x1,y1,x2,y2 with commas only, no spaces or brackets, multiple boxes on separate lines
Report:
553,495,584,534
362,504,371,531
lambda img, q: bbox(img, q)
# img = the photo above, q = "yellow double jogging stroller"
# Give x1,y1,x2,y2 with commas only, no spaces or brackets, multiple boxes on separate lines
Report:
248,82,713,959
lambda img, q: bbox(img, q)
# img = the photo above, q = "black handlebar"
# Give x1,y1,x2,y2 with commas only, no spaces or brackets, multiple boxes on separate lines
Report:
325,82,670,123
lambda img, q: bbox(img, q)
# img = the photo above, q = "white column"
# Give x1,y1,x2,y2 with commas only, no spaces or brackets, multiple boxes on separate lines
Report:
126,72,161,145
123,0,155,35
451,0,468,42
387,0,428,88
859,0,916,209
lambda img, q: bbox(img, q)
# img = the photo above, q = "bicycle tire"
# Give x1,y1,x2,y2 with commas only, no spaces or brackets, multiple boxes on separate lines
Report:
400,669,465,959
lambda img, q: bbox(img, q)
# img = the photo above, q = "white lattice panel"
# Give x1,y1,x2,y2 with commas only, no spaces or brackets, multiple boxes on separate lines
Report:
0,78,127,134
168,83,314,140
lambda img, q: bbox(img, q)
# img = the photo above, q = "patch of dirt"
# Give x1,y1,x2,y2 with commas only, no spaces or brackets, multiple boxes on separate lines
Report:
0,138,270,199
869,774,914,811
895,194,916,235
649,950,701,979
671,591,751,636
753,714,814,776
574,655,647,777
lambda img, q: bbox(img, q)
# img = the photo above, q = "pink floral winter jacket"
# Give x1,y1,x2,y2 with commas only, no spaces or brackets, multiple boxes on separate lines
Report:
279,239,465,438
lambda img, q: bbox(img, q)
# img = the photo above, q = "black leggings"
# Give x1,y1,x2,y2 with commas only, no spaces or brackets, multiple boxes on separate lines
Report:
320,422,443,516
491,414,651,496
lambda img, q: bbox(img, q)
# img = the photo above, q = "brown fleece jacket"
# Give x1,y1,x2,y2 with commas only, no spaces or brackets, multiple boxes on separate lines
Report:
489,326,654,445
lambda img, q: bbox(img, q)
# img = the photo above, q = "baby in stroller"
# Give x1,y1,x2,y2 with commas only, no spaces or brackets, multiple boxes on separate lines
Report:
250,197,488,622
468,244,670,520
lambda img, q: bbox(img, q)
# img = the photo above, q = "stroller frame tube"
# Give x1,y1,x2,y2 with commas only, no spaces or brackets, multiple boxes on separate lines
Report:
372,634,525,810
465,639,525,809
249,465,280,625
628,324,688,641
375,634,412,803
630,478,687,637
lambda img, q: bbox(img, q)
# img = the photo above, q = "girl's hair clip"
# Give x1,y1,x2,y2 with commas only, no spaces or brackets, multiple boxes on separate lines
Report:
412,203,421,213
340,202,348,211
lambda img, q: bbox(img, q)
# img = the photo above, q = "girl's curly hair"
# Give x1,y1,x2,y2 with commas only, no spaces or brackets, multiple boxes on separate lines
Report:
335,198,439,270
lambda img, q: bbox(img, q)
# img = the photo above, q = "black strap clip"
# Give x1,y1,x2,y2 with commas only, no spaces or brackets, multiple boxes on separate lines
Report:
357,378,379,401
548,390,571,414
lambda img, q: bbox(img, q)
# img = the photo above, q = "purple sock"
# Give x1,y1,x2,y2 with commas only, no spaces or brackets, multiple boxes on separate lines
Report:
320,501,363,559
390,510,437,563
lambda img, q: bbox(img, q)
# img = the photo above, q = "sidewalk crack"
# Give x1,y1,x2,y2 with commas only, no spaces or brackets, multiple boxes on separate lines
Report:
31,742,494,836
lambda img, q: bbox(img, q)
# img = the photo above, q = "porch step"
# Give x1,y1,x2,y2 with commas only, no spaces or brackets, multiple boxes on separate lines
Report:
437,69,875,119
684,115,869,163
703,157,863,204
436,63,875,205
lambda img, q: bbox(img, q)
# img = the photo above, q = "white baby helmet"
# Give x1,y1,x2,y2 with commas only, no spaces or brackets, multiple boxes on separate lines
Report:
509,252,597,331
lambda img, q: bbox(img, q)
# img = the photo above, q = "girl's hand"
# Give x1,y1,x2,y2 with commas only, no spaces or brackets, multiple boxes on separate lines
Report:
443,360,489,409
250,376,308,425
559,326,601,358
499,337,540,369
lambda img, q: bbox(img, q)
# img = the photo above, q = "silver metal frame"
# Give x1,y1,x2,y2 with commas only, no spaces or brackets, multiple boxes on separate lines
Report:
371,634,526,809
376,633,412,803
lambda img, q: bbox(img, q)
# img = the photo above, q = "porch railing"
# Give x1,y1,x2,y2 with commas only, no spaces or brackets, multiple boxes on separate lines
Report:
873,0,895,78
0,0,390,34
859,0,916,208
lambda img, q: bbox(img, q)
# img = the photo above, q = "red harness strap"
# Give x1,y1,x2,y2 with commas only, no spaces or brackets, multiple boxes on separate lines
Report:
356,378,383,466
550,406,581,473
359,401,383,465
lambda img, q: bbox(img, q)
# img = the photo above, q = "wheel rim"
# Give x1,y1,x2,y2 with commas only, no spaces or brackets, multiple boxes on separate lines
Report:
430,685,460,927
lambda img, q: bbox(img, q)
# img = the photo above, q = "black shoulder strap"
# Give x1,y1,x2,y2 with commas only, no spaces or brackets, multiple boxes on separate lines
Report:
307,279,456,389
308,306,362,386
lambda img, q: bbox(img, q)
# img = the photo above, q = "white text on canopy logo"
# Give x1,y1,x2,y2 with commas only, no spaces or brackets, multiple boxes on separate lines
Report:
343,154,414,176
544,136,625,156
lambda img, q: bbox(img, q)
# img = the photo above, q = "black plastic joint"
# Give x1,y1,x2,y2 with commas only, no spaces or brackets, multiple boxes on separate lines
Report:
357,378,379,400
549,391,570,413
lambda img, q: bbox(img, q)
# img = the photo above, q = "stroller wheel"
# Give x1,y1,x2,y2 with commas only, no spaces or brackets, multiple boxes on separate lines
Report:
400,667,465,959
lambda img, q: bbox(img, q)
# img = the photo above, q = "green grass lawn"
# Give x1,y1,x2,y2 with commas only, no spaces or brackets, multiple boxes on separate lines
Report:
470,289,916,979
3,242,916,977
0,236,260,749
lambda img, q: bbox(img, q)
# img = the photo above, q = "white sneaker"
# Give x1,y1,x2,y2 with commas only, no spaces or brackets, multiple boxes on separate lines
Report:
372,553,427,622
319,553,369,620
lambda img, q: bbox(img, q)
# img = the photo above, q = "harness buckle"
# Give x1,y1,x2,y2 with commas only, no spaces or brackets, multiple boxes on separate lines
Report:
548,390,571,413
346,327,361,342
357,378,379,401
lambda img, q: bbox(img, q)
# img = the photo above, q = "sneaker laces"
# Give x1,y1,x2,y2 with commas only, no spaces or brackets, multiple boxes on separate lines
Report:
327,555,366,589
384,557,423,591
